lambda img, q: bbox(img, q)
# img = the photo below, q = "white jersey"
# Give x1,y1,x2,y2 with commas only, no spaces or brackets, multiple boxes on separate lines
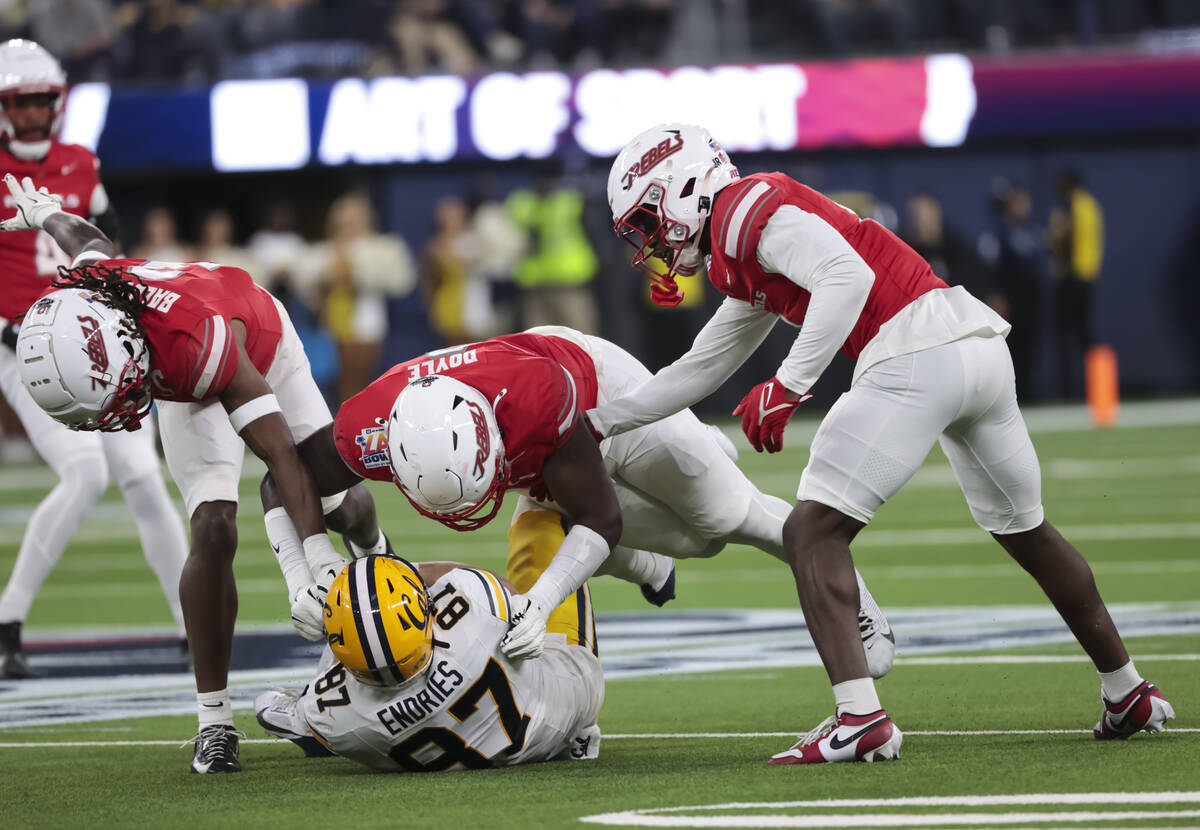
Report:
300,567,604,772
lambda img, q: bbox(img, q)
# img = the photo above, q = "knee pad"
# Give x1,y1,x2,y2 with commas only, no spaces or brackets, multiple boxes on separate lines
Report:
63,455,110,504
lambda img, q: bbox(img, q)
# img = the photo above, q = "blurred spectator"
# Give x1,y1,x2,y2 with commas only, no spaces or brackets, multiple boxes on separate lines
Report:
811,0,915,57
132,206,191,262
902,190,988,299
27,0,118,81
506,170,599,334
387,0,482,74
312,191,416,402
195,207,260,276
1048,168,1105,399
467,185,525,335
248,200,309,305
114,0,218,82
978,178,1044,401
247,199,341,403
421,194,474,345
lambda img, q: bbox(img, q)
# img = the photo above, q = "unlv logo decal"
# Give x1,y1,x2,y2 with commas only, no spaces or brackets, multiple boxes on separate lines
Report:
465,400,491,479
620,132,684,191
355,425,390,469
77,315,110,390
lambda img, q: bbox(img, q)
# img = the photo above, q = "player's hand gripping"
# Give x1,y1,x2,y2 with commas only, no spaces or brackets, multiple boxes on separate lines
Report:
500,594,551,660
289,553,348,642
0,173,63,232
289,583,327,642
732,377,811,453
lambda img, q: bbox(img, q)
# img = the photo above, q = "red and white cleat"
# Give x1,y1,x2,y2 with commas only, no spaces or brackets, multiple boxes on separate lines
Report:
1094,680,1175,740
769,709,902,765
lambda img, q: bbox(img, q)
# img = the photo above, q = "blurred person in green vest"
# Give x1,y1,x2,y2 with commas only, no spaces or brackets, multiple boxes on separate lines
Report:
507,169,599,334
1048,169,1104,399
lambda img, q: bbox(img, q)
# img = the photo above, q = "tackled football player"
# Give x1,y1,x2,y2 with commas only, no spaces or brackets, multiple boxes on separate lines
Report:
592,123,1174,764
255,519,604,772
258,326,895,674
0,175,389,774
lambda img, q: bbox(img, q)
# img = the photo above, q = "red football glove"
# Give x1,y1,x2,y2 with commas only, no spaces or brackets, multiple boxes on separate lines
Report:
732,377,810,453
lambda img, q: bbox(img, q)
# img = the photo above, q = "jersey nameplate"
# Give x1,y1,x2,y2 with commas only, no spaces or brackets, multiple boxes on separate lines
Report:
375,659,465,735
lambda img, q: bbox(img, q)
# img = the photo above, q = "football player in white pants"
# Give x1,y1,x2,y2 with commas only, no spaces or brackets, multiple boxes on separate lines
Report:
255,521,605,772
592,123,1174,764
0,39,186,678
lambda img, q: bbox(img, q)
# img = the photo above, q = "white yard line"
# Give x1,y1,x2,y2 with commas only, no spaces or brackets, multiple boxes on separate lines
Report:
3,729,1199,748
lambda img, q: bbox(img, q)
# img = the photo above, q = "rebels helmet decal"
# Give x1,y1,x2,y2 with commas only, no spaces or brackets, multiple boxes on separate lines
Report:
620,131,684,191
77,315,111,389
464,398,491,479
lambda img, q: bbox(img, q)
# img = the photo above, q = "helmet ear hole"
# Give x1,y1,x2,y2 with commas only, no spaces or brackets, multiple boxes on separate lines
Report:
680,177,696,199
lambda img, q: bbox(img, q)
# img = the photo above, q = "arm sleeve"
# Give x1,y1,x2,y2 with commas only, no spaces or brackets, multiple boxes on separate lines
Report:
587,296,777,437
756,206,875,394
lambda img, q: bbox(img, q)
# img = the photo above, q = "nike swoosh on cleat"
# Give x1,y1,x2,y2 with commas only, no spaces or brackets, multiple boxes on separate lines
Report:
827,718,889,750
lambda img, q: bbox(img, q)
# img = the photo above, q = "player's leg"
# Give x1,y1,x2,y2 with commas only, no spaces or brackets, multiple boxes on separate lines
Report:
0,352,109,678
100,421,188,638
773,346,964,765
939,335,1174,739
159,399,245,773
506,506,598,654
510,494,676,604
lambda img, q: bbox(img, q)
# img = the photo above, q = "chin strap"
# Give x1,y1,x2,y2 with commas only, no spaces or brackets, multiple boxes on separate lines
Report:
5,138,51,161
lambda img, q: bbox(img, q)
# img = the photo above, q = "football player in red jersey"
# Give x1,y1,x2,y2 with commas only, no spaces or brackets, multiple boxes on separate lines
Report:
1,175,390,774
0,39,189,680
591,123,1174,763
256,326,896,674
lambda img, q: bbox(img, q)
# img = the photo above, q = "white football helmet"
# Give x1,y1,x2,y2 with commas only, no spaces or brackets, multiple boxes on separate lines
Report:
387,374,508,531
15,288,152,431
607,123,739,306
0,39,67,143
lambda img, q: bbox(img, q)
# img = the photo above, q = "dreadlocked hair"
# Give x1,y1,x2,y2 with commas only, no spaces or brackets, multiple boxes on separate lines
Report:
52,261,151,361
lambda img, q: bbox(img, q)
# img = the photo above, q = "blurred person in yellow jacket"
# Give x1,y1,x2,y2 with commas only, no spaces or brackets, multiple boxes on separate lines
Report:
1049,169,1104,399
507,172,599,334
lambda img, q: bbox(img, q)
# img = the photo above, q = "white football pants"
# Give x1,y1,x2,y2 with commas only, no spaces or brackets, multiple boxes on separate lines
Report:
799,334,1045,533
0,347,187,630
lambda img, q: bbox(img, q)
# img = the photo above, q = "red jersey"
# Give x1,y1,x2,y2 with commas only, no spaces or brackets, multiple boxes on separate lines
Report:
41,258,282,403
707,172,947,361
0,142,105,319
334,333,599,492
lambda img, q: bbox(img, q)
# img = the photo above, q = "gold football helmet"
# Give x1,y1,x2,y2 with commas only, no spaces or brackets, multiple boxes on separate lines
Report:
324,556,433,685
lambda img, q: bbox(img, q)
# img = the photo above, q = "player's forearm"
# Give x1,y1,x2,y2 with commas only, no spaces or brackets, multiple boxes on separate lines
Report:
589,298,777,437
42,212,116,261
775,255,873,393
523,524,611,610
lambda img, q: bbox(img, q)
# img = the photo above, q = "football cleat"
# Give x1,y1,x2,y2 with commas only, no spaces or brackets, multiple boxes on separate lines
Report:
855,572,895,679
640,564,676,608
769,709,902,765
0,621,34,679
187,724,243,773
1094,680,1175,740
255,687,335,758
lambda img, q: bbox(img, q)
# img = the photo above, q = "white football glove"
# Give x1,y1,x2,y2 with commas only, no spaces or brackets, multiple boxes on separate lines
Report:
499,594,551,660
290,583,328,642
0,173,63,232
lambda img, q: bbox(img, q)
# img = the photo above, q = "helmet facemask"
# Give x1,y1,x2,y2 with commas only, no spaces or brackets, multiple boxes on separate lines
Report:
614,181,709,307
398,449,509,531
91,337,152,432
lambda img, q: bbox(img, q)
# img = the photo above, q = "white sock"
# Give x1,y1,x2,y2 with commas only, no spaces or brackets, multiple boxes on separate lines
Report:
265,508,313,599
197,689,233,728
0,458,106,621
347,530,387,559
595,545,673,589
1099,660,1143,702
122,474,188,633
303,534,349,587
833,677,882,716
